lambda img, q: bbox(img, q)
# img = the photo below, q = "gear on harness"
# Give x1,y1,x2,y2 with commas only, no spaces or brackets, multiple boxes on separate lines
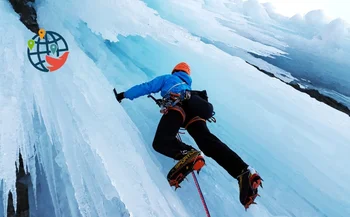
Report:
160,91,191,114
147,90,190,114
148,90,216,122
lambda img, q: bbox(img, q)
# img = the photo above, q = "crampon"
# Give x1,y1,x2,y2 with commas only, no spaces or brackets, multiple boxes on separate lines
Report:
167,150,205,190
238,168,263,210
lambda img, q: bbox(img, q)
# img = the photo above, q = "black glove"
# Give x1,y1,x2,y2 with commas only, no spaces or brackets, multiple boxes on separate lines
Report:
117,92,125,103
113,88,125,103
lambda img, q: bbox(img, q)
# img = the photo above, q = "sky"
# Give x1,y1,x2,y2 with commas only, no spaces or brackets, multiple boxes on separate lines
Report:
259,0,350,22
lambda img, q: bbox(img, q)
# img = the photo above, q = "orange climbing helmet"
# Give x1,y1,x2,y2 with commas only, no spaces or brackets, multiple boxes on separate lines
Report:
172,62,191,75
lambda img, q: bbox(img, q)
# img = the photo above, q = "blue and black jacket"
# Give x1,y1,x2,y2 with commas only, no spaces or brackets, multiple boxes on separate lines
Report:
124,71,192,100
124,71,213,121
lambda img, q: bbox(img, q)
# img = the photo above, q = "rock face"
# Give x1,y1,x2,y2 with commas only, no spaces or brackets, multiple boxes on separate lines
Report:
246,61,350,117
7,153,30,217
8,0,39,33
289,83,350,116
6,0,38,211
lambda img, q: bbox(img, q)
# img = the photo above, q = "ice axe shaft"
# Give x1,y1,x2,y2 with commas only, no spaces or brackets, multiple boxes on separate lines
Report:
147,94,162,107
113,88,118,101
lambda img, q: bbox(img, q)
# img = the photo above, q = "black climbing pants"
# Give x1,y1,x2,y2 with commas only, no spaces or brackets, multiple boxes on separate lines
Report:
152,109,248,179
152,109,194,160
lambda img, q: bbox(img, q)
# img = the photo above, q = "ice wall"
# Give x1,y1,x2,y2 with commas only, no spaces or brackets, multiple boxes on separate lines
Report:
1,1,191,217
1,0,350,217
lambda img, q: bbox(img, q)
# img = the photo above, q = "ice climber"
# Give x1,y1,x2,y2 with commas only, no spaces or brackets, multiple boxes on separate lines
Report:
115,62,263,209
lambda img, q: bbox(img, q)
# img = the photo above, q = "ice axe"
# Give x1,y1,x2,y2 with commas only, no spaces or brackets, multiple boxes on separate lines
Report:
113,88,118,101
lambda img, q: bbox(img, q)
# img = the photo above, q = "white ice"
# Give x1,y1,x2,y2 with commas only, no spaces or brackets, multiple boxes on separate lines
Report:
0,0,350,217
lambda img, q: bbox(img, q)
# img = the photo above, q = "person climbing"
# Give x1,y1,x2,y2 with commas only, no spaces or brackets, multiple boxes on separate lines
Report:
114,62,263,209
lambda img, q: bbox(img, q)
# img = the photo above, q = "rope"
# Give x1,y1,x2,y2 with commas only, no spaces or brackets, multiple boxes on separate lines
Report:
176,133,211,217
192,172,211,217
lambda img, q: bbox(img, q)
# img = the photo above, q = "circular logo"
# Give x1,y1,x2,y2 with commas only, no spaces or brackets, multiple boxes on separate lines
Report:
27,29,69,72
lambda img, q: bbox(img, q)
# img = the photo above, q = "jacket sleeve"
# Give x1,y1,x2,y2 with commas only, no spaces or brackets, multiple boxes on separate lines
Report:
124,75,169,100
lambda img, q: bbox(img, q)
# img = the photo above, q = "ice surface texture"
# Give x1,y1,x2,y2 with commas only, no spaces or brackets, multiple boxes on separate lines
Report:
1,0,349,217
